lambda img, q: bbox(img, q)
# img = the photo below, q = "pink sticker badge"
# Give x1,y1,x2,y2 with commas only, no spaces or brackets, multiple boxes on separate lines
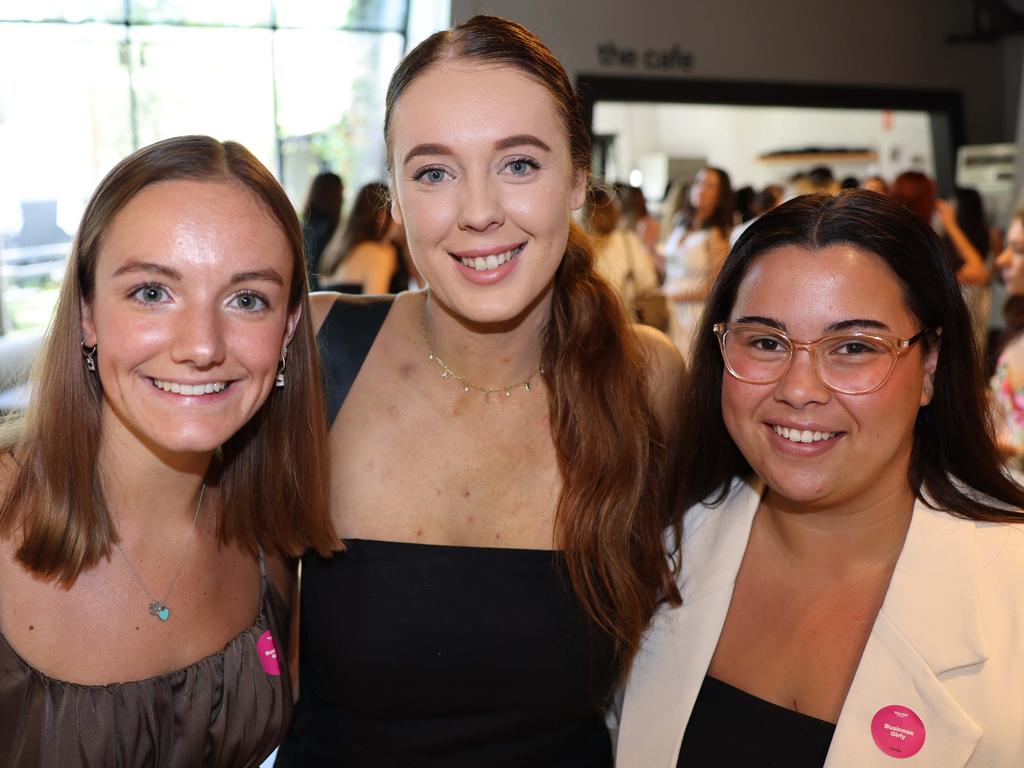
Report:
871,705,925,758
256,630,281,676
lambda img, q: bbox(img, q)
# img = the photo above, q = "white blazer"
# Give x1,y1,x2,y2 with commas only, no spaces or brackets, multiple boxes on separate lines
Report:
616,477,1024,767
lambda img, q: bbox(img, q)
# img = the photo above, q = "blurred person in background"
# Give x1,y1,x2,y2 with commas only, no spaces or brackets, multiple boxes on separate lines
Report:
318,181,403,295
861,175,889,195
583,186,663,328
662,166,734,359
301,171,344,291
617,182,661,260
990,209,1024,468
891,170,987,288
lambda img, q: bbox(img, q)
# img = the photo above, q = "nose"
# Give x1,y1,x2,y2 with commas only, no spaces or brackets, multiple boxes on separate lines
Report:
996,246,1012,270
773,348,831,407
457,172,504,232
169,303,227,369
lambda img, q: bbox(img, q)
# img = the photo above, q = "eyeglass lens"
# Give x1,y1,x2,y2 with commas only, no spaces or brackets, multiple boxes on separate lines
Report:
721,327,896,393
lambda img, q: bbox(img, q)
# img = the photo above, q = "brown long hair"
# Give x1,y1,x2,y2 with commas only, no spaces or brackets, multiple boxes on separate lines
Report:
0,135,337,584
385,15,680,677
318,181,391,277
677,190,1024,522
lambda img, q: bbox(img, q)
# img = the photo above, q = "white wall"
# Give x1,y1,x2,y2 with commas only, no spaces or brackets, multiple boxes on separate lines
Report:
452,0,1014,146
594,103,934,193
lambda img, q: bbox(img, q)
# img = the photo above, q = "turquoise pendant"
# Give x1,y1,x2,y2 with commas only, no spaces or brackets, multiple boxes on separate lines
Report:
149,601,170,622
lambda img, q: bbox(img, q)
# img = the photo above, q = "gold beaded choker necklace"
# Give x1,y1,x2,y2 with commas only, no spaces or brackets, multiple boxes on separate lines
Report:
419,297,543,400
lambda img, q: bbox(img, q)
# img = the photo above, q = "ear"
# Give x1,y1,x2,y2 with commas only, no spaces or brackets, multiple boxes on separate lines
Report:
283,303,302,349
390,190,403,227
570,172,587,212
920,329,941,406
80,299,97,347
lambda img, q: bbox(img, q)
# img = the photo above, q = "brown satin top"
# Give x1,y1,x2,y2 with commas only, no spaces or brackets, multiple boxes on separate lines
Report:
0,554,292,768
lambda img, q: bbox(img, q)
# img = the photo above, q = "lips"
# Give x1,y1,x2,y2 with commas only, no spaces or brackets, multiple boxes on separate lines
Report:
151,378,228,396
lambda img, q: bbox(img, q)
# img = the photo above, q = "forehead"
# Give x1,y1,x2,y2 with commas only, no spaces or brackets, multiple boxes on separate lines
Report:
731,244,916,332
1009,218,1024,241
101,178,289,266
389,62,567,154
97,179,292,284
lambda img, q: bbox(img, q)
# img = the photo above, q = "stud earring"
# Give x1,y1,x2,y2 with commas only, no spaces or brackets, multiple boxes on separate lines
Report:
81,341,97,372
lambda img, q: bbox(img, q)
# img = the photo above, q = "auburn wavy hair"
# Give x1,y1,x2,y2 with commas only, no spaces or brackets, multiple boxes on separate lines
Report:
384,15,680,678
0,135,337,584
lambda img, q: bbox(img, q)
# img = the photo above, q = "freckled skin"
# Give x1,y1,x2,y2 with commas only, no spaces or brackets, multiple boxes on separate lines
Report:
81,179,300,458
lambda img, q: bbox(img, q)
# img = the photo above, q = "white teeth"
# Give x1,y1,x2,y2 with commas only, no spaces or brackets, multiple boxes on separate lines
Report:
774,425,835,443
459,246,518,271
152,379,226,395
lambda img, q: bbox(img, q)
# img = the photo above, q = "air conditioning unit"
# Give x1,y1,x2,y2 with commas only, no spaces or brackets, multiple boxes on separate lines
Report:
956,143,1016,226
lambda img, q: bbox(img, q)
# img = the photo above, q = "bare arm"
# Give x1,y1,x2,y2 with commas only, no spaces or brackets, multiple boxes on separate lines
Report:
936,199,987,286
633,324,687,441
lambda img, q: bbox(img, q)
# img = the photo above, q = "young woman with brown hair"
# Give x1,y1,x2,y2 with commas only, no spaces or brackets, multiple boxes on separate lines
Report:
618,190,1024,767
277,15,684,767
0,135,336,767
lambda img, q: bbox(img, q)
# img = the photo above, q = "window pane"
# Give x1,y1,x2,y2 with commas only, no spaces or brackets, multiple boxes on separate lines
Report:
274,29,404,207
275,0,406,31
0,22,133,334
130,25,277,171
0,2,124,23
129,0,272,27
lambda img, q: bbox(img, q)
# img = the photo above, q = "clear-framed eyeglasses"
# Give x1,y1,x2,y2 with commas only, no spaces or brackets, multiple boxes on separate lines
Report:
713,322,932,395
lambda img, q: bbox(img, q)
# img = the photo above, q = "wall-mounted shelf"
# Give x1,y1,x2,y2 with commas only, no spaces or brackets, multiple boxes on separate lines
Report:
757,151,878,164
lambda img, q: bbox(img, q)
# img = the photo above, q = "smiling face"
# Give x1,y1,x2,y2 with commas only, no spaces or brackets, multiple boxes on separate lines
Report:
996,217,1024,295
721,244,938,512
387,62,586,324
81,178,300,459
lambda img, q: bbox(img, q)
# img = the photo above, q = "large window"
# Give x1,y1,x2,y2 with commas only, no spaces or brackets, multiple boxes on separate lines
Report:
0,1,414,335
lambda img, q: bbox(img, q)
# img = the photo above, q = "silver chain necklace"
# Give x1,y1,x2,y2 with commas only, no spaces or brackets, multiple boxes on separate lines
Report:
114,482,206,622
419,297,543,400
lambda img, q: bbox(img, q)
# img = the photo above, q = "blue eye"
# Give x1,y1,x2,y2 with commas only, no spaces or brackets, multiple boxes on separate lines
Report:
413,166,451,184
503,157,539,177
229,291,268,312
131,284,169,304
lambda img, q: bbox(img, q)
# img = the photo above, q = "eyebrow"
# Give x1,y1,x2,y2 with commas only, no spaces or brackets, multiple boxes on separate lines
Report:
493,134,551,152
402,134,552,166
111,260,284,286
111,260,181,280
732,315,893,334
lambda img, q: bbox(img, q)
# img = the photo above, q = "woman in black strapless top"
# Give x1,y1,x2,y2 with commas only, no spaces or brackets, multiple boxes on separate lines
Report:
276,15,685,768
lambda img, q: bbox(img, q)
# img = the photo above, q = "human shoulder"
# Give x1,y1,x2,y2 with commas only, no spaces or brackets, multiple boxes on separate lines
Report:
308,291,396,334
631,324,686,437
998,336,1024,378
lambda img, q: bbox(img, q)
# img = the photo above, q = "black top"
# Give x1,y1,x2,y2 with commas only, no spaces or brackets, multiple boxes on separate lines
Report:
276,297,616,767
677,676,835,768
277,540,615,767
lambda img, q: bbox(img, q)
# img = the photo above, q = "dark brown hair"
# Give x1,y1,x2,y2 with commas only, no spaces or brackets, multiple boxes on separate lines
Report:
319,181,391,277
582,186,620,238
676,189,1024,523
384,15,679,677
1,135,337,584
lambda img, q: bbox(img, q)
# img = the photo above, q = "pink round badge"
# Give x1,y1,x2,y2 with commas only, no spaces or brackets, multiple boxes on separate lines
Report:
256,630,281,676
871,705,925,758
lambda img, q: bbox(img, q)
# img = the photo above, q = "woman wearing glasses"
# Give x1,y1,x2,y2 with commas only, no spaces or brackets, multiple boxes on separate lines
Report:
615,190,1024,767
